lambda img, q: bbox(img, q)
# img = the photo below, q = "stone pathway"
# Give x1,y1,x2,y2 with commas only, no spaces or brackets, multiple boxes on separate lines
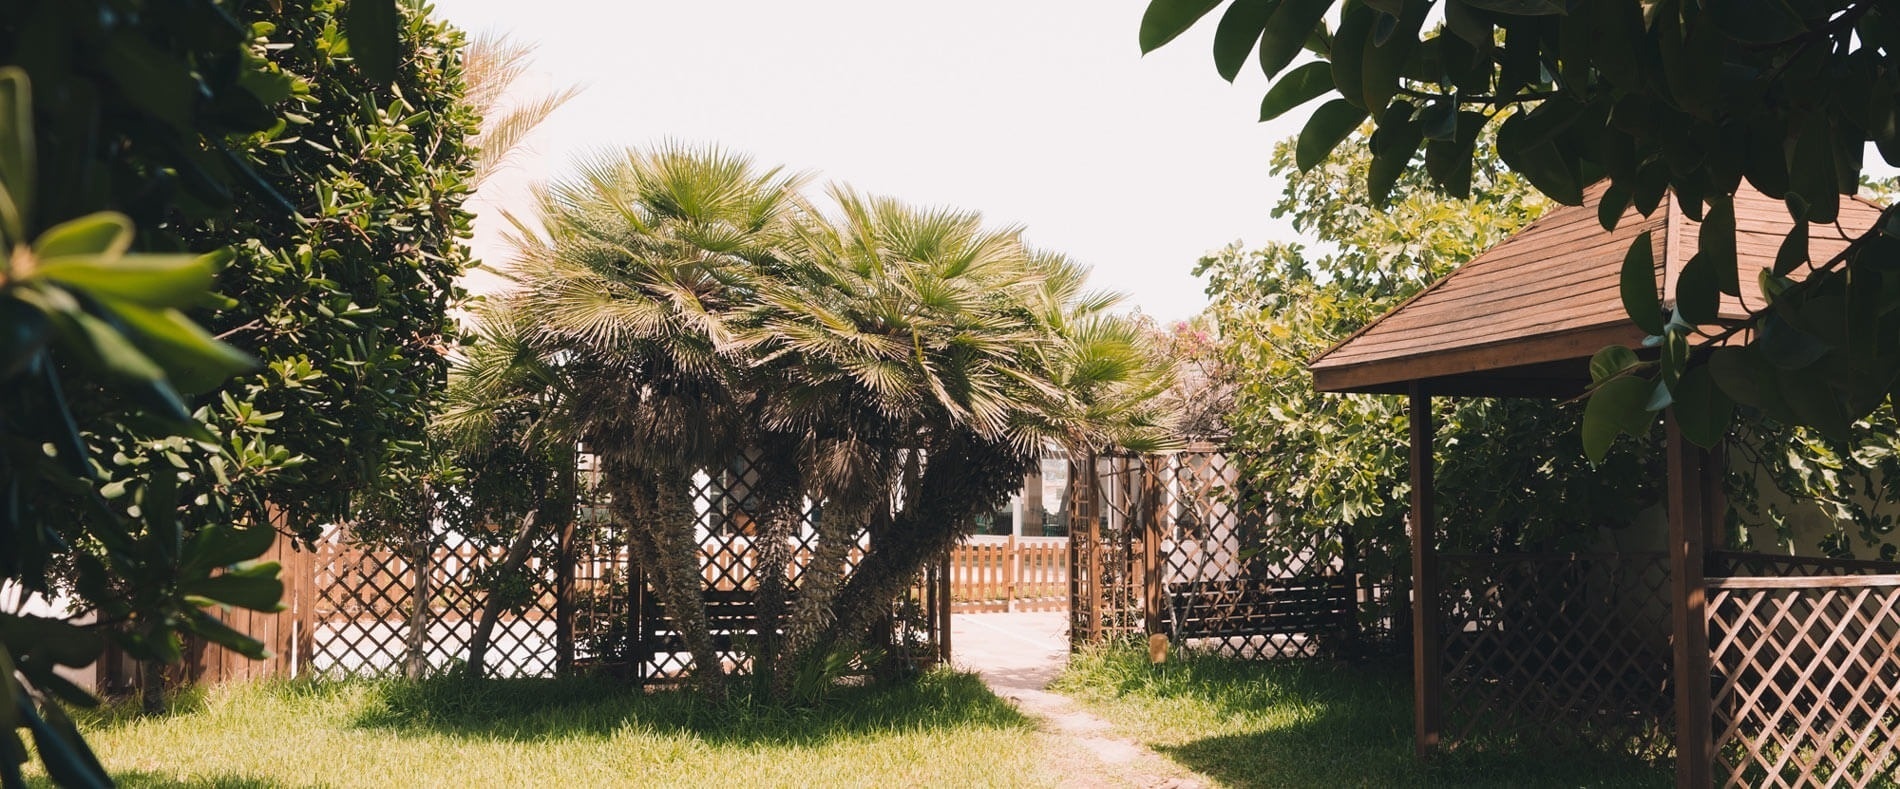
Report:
950,613,1208,789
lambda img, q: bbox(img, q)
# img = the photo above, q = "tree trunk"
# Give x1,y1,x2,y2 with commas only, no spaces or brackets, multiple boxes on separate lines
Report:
463,510,539,679
819,440,1028,654
648,469,727,700
403,527,436,680
139,658,165,715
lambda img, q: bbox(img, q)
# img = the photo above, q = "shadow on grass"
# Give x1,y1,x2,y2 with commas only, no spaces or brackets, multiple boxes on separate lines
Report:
1057,650,1670,788
346,669,1034,747
30,770,294,789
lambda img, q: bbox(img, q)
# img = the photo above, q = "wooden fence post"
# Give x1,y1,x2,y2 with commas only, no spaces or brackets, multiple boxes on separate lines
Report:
1141,454,1167,642
937,547,952,663
1004,535,1017,612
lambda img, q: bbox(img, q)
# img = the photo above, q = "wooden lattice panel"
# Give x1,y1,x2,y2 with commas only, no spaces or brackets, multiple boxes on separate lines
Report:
1438,552,1675,761
1069,453,1148,645
1708,577,1900,788
1157,452,1353,659
304,528,563,679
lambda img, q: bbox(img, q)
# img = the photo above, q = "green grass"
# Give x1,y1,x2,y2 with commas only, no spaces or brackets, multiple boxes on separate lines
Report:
29,671,1052,788
1050,648,1673,789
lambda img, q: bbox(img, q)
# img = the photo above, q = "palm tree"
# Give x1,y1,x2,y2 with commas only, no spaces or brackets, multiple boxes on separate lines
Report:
749,187,1177,689
494,144,808,699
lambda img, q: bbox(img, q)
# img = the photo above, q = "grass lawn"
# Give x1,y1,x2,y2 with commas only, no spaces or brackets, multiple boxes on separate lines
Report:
1050,648,1673,789
29,672,1053,788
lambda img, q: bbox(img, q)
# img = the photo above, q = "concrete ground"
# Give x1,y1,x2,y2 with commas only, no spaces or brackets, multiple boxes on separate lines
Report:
950,612,1207,789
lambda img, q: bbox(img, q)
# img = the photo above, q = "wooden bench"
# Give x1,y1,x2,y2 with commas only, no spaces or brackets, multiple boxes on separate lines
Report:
1167,576,1354,639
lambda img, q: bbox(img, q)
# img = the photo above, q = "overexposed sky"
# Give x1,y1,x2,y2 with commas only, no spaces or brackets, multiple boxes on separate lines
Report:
433,0,1311,322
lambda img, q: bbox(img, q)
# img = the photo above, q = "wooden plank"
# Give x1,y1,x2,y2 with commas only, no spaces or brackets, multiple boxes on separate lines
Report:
1708,574,1900,590
1408,385,1442,760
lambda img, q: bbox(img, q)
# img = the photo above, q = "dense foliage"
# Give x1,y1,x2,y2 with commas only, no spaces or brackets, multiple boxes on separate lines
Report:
1200,133,1661,585
1,0,452,785
452,145,1174,701
1143,0,1900,460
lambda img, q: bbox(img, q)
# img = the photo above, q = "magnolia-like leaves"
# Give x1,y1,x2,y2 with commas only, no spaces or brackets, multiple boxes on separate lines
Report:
1619,231,1663,336
1212,0,1277,81
1140,0,1223,55
1259,61,1333,122
1297,99,1368,171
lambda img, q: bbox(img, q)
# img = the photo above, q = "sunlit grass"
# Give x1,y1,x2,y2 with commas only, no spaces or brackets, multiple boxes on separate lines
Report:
1050,647,1671,789
31,671,1052,788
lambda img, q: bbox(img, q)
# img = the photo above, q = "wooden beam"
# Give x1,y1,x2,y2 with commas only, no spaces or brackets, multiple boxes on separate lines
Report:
1407,384,1442,759
1667,415,1714,788
1311,323,1645,395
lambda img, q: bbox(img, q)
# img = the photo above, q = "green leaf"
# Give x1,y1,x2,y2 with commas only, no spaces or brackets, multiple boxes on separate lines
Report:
1497,112,1583,205
1367,103,1423,206
1758,311,1831,370
1584,375,1655,463
345,0,403,82
181,563,285,613
1213,0,1278,80
1789,112,1840,224
1258,61,1335,122
1418,98,1456,142
96,298,257,394
36,251,218,310
31,212,134,260
66,309,165,384
0,67,34,241
0,614,104,669
182,610,269,659
183,523,278,575
1589,345,1641,384
1424,110,1486,198
1461,0,1565,13
18,696,110,789
1774,219,1809,275
1700,197,1739,296
1361,1,1426,114
0,295,50,379
98,32,198,132
1329,3,1374,108
1259,0,1336,79
1621,231,1664,335
1707,0,1808,44
1674,252,1720,325
1599,181,1633,231
1296,99,1368,171
1679,366,1740,450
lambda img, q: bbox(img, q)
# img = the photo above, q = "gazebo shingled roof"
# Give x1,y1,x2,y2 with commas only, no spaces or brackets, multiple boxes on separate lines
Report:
1308,181,1883,398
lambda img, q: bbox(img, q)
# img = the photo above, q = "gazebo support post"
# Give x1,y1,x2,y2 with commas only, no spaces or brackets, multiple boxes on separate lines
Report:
1666,415,1714,787
1407,383,1442,759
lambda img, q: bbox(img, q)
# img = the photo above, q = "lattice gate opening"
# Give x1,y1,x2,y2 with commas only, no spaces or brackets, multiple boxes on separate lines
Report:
1067,449,1370,659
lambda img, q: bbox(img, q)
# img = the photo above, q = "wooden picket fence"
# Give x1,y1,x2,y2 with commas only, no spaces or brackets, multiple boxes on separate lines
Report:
949,536,1067,613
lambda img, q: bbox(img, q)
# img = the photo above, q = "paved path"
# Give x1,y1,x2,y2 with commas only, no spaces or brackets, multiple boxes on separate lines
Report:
951,613,1207,789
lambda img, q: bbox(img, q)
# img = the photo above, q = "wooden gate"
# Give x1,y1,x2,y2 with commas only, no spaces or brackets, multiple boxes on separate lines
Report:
1067,449,1364,657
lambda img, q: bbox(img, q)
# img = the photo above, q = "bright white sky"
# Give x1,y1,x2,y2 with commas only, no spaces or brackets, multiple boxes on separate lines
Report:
432,0,1313,323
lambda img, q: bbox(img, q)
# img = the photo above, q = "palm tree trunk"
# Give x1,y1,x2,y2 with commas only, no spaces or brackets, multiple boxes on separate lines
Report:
748,478,803,690
820,440,1028,654
648,467,727,700
463,510,539,679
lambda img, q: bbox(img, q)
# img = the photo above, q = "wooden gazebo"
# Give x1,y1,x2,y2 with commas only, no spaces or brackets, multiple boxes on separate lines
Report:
1309,182,1899,787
